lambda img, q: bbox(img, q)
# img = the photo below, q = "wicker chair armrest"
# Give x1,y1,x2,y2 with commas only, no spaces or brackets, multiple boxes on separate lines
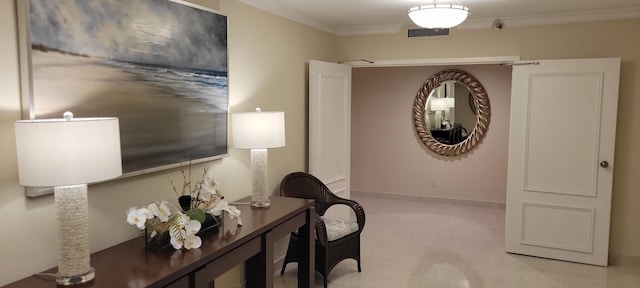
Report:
315,214,329,246
331,198,366,231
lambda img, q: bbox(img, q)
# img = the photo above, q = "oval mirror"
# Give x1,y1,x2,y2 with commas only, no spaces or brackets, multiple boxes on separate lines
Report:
413,69,490,156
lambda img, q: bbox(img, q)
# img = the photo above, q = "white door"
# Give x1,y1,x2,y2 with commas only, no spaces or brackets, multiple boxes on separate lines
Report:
309,60,352,219
505,58,620,266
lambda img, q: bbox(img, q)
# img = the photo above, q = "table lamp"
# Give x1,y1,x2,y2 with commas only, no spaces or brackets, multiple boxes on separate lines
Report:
14,112,122,285
231,108,285,208
444,97,455,108
430,97,447,112
430,98,448,129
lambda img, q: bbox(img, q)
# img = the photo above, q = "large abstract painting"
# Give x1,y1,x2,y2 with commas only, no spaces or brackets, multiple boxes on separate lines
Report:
20,0,228,174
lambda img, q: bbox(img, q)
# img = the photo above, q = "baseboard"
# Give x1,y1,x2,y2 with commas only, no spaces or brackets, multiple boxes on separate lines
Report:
609,254,640,265
351,190,506,209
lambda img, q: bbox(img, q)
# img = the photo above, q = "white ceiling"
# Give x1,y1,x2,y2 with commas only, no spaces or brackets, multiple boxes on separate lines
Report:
238,0,640,35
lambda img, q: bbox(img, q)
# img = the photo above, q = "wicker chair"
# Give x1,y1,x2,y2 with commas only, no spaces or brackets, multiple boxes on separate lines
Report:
279,172,366,288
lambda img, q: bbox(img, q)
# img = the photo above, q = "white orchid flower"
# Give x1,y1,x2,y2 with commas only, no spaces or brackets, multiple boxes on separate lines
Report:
157,201,172,222
183,234,202,250
126,207,137,216
224,205,243,226
143,201,173,222
208,200,228,217
170,229,185,250
169,218,202,250
140,207,153,220
146,202,160,216
185,219,202,235
205,178,218,190
198,189,213,202
225,205,241,217
207,200,243,226
126,208,148,229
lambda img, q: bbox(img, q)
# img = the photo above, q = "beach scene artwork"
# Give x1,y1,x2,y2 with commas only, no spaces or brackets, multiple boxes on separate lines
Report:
26,0,228,173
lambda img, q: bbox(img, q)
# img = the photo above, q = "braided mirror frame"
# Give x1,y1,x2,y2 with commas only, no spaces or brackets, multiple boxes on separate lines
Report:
413,69,491,156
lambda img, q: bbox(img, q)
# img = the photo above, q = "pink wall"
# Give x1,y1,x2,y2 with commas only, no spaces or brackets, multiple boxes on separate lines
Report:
351,64,512,204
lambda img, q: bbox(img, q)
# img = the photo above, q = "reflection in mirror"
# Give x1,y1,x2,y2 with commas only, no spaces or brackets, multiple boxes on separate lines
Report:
425,81,476,145
413,69,490,156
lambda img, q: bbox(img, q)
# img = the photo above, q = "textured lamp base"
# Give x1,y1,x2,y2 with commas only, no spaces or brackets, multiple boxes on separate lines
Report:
251,200,271,208
54,184,95,286
251,199,271,208
250,149,270,208
56,268,95,286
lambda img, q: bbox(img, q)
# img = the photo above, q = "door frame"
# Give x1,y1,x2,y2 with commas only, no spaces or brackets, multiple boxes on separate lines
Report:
349,55,619,266
346,56,521,68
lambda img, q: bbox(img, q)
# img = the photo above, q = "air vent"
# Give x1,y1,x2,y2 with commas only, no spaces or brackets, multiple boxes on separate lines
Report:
408,28,449,38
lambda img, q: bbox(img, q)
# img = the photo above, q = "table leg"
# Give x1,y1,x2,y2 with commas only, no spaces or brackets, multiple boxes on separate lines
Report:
297,208,315,288
245,237,267,288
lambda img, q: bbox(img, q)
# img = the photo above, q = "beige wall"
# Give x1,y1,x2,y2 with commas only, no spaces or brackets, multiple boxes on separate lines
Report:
0,0,336,285
351,65,511,204
339,20,640,258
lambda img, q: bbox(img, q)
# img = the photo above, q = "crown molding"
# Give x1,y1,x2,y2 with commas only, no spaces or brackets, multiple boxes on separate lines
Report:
236,0,337,34
336,24,404,36
457,7,640,30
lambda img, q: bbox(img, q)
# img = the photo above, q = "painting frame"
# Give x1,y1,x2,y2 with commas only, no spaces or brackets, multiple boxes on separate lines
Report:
17,0,229,196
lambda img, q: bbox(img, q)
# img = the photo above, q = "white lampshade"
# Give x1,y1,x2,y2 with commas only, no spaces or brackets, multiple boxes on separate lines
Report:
408,4,470,29
15,116,122,187
430,98,447,111
445,97,456,108
232,110,286,149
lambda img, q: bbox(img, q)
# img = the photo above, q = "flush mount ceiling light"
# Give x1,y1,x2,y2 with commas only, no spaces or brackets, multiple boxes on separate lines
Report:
408,1,470,29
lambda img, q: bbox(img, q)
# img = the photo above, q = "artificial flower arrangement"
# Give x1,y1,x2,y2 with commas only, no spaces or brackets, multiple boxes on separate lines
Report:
127,165,242,250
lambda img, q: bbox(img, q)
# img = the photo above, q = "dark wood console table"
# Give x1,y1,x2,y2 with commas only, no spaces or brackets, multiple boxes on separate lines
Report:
2,196,315,288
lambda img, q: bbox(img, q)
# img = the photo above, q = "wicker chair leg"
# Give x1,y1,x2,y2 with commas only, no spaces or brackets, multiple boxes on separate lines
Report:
280,233,299,275
280,262,287,275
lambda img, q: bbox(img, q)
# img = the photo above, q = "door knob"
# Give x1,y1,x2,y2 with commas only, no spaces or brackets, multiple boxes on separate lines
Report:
600,161,609,168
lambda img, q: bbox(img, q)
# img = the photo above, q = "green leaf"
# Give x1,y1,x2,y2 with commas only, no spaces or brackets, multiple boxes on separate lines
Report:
185,208,206,223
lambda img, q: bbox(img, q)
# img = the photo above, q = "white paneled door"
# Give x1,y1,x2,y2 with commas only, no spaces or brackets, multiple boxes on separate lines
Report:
505,58,620,266
309,60,352,219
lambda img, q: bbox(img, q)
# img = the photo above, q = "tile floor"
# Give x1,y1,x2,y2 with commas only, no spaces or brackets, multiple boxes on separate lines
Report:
275,194,640,288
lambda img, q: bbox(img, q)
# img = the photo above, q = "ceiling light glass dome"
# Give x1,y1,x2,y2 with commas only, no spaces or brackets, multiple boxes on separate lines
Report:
408,4,470,29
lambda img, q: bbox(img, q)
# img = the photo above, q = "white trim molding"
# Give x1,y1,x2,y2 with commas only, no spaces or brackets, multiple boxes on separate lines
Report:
352,190,506,209
346,56,521,68
237,0,337,34
459,7,640,30
336,24,403,36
